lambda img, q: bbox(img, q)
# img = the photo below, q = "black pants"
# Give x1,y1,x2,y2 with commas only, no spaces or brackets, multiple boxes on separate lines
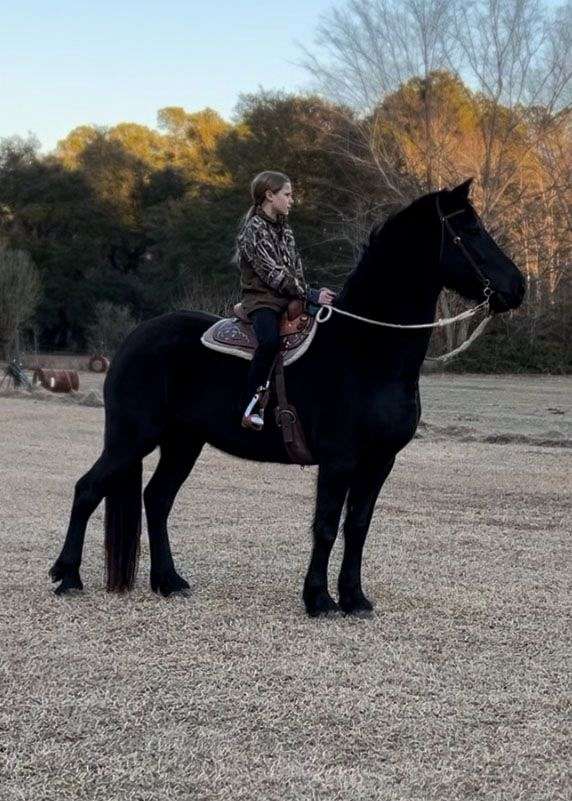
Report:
246,308,281,398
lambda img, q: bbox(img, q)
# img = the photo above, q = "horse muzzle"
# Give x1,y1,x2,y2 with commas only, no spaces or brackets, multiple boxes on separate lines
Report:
489,275,526,312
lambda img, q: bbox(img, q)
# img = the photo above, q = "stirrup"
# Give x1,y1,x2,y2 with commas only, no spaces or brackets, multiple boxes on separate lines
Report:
241,387,266,431
241,411,264,431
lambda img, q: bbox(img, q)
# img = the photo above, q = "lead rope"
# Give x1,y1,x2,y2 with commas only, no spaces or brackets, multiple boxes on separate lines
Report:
316,299,491,362
315,298,490,329
424,313,491,362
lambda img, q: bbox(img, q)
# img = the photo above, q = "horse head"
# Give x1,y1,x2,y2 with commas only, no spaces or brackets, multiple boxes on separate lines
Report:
339,180,525,322
435,179,526,313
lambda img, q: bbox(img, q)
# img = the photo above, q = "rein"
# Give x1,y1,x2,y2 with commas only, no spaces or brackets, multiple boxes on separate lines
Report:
316,298,489,329
316,195,494,360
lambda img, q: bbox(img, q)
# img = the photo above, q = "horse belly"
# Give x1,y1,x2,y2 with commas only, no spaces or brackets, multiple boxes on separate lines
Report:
177,383,295,465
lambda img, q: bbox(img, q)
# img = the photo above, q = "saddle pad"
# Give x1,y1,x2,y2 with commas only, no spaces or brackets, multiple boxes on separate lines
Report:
201,315,317,366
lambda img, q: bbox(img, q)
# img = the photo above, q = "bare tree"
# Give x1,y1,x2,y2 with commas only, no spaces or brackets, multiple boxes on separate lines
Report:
303,0,569,197
0,249,41,361
171,272,239,317
86,302,138,358
301,0,460,202
449,0,571,214
302,0,571,348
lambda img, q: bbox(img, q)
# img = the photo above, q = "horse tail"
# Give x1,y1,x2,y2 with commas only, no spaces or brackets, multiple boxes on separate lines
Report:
104,460,143,592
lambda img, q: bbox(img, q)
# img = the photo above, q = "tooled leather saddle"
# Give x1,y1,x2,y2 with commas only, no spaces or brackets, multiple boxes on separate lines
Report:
200,300,318,366
201,300,317,465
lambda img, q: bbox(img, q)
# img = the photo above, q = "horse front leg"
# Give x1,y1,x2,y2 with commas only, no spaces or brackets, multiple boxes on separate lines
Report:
303,463,353,617
338,456,395,615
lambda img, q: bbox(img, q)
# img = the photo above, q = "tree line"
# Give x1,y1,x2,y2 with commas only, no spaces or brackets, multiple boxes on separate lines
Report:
0,0,569,371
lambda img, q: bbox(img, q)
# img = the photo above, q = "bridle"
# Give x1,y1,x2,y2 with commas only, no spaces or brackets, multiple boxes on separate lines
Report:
316,194,493,334
436,194,493,303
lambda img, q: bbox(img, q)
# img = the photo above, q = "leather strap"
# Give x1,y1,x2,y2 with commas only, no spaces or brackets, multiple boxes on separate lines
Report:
273,355,315,465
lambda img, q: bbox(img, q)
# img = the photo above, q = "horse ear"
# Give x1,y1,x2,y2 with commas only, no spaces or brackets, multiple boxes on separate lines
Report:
452,178,474,199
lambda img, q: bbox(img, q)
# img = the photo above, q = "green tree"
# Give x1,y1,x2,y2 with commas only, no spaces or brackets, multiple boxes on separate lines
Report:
0,249,41,360
157,106,232,185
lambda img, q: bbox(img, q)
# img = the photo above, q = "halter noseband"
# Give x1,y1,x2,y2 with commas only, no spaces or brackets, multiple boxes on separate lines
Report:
435,195,492,302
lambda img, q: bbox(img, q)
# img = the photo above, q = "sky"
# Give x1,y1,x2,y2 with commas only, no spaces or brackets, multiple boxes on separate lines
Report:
0,0,336,153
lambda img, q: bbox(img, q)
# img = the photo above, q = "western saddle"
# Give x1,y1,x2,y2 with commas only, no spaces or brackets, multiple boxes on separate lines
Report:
201,299,317,366
201,300,317,464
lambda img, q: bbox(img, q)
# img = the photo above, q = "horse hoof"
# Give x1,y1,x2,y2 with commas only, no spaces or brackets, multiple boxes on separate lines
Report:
50,561,83,595
304,591,340,618
163,585,191,599
339,593,374,617
54,576,84,596
151,574,190,597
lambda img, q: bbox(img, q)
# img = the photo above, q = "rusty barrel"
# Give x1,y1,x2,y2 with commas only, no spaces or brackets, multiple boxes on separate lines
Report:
89,355,110,373
33,368,80,393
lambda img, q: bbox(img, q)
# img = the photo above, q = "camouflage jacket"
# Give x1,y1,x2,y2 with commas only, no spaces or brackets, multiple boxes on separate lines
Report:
237,210,319,315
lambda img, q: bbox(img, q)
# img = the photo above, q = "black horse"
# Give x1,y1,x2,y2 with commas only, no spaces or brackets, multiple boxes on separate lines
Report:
50,179,525,616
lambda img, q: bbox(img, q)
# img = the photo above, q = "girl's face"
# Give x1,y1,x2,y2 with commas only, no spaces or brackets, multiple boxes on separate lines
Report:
266,182,293,216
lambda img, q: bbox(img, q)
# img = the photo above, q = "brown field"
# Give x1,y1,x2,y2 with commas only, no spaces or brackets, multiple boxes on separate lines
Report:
0,373,570,801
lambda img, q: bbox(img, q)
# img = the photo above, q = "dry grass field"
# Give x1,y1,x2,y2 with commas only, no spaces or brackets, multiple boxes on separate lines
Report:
0,372,569,801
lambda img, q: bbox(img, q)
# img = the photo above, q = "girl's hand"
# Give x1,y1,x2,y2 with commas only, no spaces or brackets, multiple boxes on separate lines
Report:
318,288,336,305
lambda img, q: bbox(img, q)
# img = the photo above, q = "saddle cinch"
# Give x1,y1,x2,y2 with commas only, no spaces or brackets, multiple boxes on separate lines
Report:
201,299,318,366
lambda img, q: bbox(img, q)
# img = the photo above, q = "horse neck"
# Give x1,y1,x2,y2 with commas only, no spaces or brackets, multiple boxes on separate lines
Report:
331,231,442,379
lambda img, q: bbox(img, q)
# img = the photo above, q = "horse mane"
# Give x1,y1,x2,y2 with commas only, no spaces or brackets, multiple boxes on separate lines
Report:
336,193,435,305
360,189,443,265
355,201,407,269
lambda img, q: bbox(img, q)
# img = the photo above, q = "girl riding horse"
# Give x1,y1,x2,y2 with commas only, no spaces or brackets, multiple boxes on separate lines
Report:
236,171,336,429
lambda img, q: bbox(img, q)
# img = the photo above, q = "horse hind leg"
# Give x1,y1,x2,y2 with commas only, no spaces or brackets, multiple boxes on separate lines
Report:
50,436,155,595
143,434,204,597
49,450,133,594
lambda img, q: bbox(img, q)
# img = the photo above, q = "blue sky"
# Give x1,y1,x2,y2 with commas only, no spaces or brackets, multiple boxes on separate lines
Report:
0,0,335,153
2,0,563,154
